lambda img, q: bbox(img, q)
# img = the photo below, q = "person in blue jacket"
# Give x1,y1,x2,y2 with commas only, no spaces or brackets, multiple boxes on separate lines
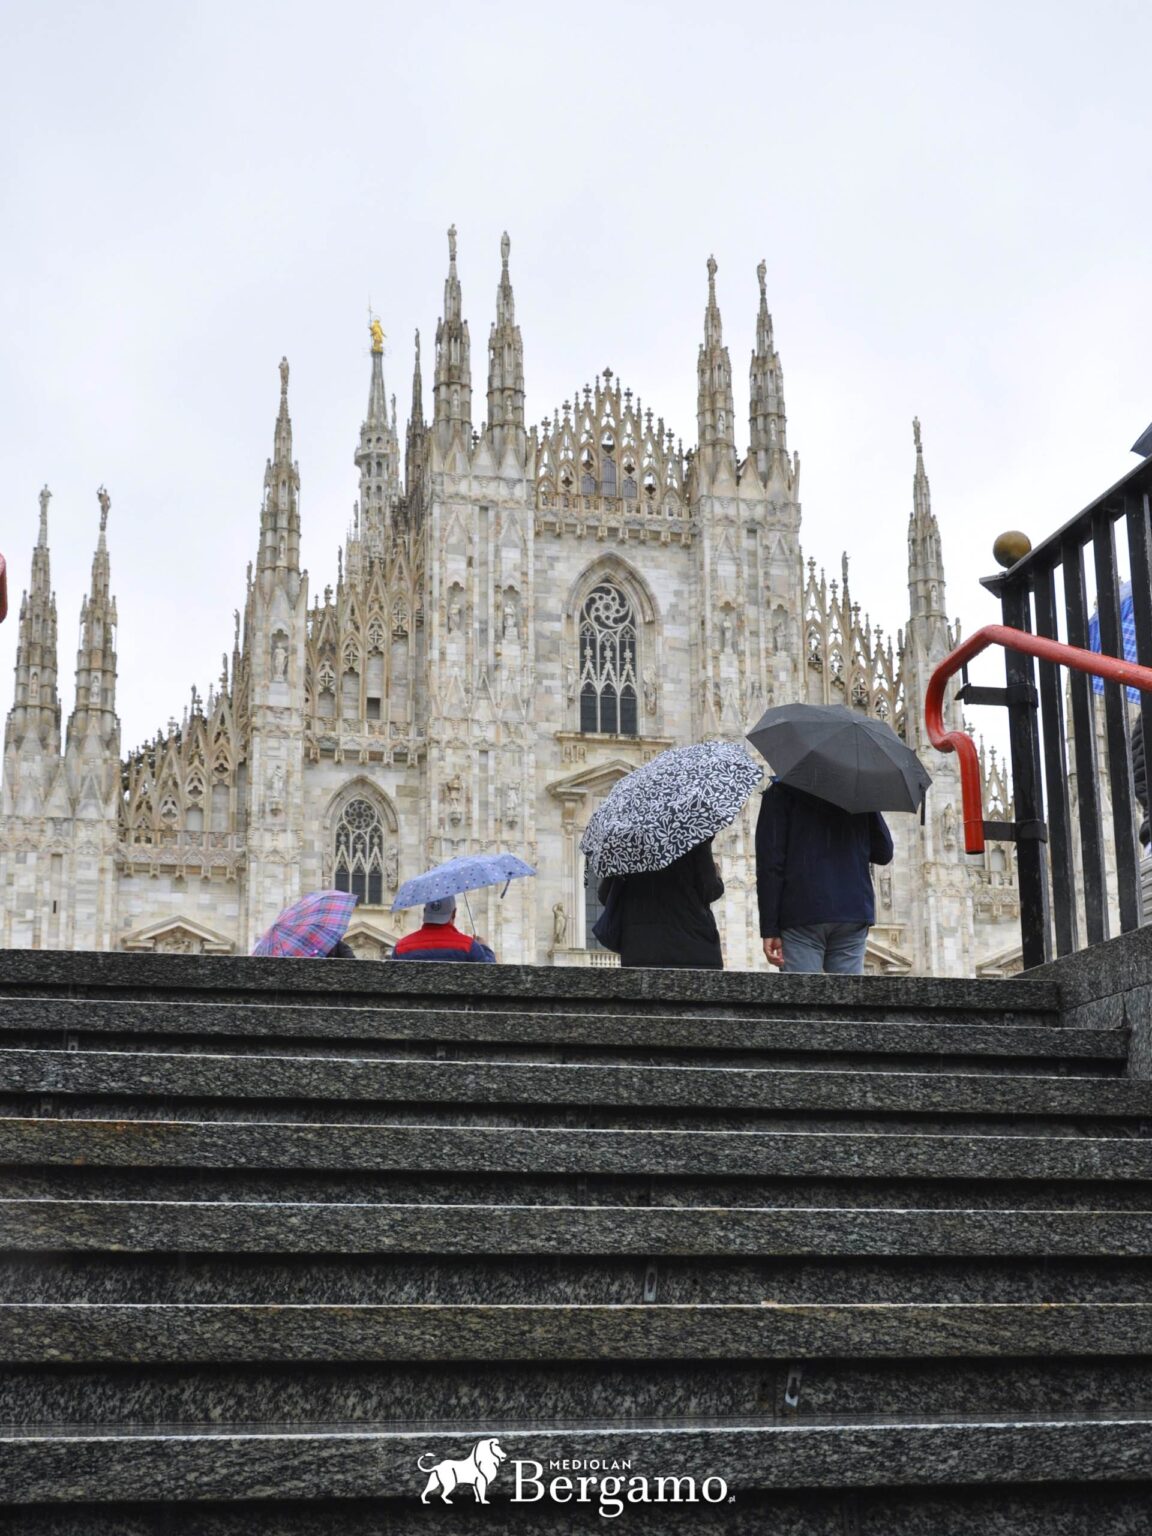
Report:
755,781,894,974
390,896,496,962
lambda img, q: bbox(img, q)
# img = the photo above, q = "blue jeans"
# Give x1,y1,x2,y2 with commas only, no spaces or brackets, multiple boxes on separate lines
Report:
782,922,869,974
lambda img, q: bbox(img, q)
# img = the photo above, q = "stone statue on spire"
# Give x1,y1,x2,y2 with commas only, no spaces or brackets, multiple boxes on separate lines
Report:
448,224,457,262
501,231,510,267
370,316,385,355
97,485,110,531
279,357,289,395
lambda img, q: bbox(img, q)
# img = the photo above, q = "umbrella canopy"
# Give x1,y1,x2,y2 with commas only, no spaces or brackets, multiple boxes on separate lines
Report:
747,702,931,814
392,852,536,912
580,740,763,879
251,889,358,958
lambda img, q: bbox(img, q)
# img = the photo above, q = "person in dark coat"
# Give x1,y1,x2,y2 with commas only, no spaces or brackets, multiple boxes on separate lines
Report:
598,838,725,970
756,781,893,974
325,939,356,958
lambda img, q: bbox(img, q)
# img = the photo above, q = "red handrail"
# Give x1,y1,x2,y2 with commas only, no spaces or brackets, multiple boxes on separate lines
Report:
0,553,6,624
925,624,1152,855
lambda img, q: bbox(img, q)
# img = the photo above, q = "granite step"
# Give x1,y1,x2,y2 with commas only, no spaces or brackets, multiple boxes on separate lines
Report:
5,1117,1152,1183
2,1416,1151,1505
0,948,1062,1017
8,1198,1152,1257
11,1168,1152,1212
12,1102,1139,1138
10,1356,1152,1431
2,1049,1146,1118
2,1030,1120,1079
0,998,1089,1061
8,1252,1152,1306
4,1300,1152,1364
4,1487,1152,1536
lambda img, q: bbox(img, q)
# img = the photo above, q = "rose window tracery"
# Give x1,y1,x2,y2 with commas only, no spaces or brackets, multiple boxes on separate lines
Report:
333,796,387,906
578,583,639,736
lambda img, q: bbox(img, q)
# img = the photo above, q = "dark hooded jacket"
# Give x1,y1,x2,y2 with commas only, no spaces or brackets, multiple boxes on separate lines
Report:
599,839,725,970
755,781,893,938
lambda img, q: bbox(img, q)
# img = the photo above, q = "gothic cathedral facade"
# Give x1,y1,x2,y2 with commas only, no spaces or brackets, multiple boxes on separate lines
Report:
0,232,1022,973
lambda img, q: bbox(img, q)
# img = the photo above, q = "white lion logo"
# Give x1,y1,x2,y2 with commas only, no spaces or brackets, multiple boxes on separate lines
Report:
417,1437,507,1504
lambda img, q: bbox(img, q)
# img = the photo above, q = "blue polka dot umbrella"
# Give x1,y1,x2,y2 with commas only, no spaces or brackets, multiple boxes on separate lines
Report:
580,741,763,879
392,852,537,912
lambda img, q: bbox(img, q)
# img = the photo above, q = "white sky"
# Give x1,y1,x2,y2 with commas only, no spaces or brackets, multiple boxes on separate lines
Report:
2,0,1150,753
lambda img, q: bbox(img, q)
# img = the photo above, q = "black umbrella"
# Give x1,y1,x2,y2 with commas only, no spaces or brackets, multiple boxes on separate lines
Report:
747,702,932,813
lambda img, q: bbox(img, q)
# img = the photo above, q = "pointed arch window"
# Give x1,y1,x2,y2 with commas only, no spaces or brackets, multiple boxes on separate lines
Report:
333,797,386,906
579,582,639,735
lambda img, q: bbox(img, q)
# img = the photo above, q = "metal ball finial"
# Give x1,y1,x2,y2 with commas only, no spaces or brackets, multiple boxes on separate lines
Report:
993,530,1032,569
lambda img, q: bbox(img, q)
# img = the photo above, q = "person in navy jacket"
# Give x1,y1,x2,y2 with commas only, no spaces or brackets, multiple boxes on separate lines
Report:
390,896,496,963
755,781,894,974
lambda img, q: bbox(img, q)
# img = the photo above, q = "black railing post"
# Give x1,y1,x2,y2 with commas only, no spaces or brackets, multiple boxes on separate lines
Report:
998,580,1051,968
1092,509,1140,931
1032,566,1078,955
1062,540,1109,945
1126,488,1152,891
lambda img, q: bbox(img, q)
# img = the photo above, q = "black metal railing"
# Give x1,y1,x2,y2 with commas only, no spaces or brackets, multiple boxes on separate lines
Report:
970,453,1152,968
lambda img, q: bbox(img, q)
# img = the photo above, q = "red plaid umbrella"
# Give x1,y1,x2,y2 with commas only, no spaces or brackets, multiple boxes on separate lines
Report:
251,890,358,957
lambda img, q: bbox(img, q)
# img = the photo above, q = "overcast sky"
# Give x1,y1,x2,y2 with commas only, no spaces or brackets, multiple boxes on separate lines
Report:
2,0,1150,753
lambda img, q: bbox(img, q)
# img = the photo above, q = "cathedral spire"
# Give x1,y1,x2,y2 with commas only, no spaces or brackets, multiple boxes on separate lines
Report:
405,327,426,495
4,484,61,758
66,486,119,755
749,259,789,480
486,231,525,459
257,357,301,576
908,416,946,622
355,317,401,562
433,223,472,450
696,254,736,473
367,316,388,422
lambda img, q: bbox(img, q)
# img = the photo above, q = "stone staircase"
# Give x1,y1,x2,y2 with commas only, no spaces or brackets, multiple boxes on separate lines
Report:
2,949,1152,1532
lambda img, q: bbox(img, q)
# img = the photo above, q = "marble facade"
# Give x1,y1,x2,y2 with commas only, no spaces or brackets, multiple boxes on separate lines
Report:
0,233,1020,973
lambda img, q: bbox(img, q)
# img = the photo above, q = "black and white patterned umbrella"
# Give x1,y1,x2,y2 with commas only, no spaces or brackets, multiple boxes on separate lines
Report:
580,741,763,879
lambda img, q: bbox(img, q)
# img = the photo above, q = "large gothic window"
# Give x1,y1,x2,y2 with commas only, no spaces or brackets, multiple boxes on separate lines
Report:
579,582,638,735
333,797,386,906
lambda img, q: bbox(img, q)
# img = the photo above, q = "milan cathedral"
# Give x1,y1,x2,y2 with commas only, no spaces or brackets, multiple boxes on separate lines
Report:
0,231,1021,971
